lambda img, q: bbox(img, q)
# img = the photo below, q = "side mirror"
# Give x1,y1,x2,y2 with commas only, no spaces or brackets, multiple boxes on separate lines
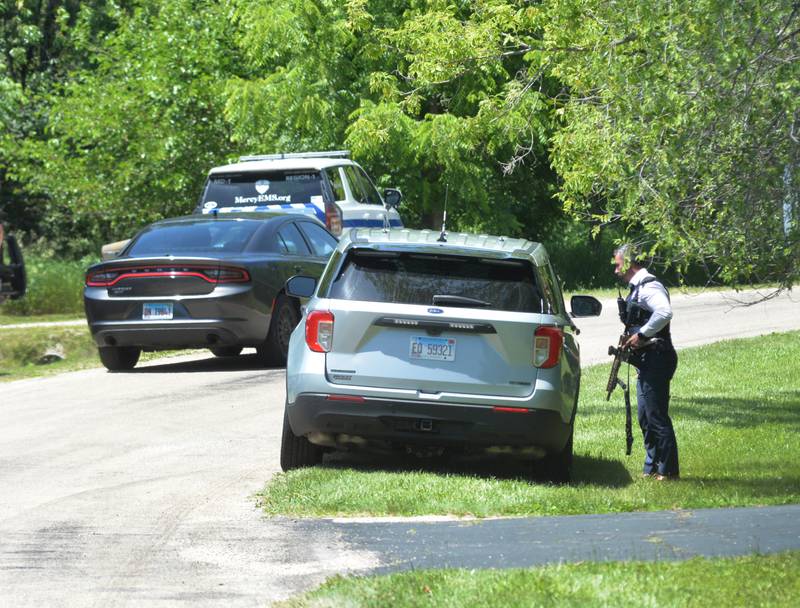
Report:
570,295,602,318
286,275,317,299
383,188,402,209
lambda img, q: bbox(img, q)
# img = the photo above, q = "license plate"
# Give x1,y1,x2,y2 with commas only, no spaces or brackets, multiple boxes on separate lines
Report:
409,336,456,361
142,302,173,320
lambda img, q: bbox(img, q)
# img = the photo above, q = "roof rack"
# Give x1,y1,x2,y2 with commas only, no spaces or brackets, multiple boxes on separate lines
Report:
237,150,350,162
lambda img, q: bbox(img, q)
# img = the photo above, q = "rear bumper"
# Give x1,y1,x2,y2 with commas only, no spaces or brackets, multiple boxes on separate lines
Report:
84,286,270,349
87,321,255,349
287,393,572,453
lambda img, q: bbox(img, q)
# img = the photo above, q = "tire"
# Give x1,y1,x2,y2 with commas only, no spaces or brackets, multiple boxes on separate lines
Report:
539,428,574,484
210,346,243,358
258,295,300,366
280,409,323,471
98,346,141,371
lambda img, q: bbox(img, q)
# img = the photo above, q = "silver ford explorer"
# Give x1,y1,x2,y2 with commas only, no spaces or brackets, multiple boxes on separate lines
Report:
281,228,601,481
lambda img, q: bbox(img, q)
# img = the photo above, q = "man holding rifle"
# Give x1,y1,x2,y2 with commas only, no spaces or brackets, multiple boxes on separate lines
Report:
613,244,680,481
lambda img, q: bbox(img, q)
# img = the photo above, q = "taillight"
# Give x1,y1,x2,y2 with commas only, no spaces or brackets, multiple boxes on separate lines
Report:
325,201,342,236
86,270,121,287
533,326,563,368
306,310,334,352
204,267,250,283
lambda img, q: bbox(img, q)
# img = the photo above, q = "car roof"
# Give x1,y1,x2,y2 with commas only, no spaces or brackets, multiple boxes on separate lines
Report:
208,157,356,174
340,229,547,264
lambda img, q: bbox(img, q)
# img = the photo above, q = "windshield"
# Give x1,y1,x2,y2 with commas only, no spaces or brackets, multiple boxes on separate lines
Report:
128,221,261,256
200,171,324,210
327,250,544,312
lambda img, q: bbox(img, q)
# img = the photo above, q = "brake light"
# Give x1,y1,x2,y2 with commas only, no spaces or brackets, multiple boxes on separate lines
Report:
85,270,121,287
325,201,342,236
306,310,334,352
85,265,250,287
204,267,250,283
533,326,563,368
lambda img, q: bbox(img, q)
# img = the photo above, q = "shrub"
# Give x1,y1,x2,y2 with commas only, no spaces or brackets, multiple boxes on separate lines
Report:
1,251,94,316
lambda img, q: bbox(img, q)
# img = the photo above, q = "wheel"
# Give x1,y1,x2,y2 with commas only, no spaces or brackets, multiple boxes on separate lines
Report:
280,409,323,471
258,295,300,366
98,346,141,371
209,346,243,358
538,428,573,484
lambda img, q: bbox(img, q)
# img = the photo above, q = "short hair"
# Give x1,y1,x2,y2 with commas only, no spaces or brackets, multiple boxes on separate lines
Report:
614,243,644,267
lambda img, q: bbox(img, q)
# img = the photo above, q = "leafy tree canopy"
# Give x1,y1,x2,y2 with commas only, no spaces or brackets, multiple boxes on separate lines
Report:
381,0,799,287
10,0,241,252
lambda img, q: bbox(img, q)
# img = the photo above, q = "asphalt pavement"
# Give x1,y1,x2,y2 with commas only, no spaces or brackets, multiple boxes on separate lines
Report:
297,505,800,574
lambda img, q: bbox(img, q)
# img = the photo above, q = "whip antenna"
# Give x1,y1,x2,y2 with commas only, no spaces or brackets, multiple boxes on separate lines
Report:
437,184,448,242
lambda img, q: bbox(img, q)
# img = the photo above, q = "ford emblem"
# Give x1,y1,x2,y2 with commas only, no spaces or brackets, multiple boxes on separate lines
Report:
427,307,444,314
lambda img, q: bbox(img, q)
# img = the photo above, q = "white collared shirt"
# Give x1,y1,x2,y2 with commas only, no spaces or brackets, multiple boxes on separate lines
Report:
629,268,672,337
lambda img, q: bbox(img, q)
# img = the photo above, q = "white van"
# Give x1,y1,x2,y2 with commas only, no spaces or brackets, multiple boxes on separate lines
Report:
193,151,403,236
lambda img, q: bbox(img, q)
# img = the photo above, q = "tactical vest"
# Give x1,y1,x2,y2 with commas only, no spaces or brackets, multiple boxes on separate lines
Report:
626,276,672,342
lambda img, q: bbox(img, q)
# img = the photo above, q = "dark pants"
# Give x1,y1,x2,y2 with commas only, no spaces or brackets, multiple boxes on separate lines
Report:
636,347,679,476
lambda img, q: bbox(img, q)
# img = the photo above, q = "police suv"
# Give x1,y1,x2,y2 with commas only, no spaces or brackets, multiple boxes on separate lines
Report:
193,151,403,237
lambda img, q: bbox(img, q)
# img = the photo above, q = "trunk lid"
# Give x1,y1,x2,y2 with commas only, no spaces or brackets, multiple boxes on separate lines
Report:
324,301,544,398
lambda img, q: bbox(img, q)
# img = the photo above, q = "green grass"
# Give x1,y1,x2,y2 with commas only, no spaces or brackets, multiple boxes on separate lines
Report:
0,326,99,381
260,331,800,517
0,325,206,381
278,552,800,608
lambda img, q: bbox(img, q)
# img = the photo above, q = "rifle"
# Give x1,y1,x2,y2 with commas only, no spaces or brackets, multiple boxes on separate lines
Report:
607,295,634,456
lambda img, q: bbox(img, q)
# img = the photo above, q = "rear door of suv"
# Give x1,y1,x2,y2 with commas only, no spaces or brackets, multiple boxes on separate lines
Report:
321,248,556,399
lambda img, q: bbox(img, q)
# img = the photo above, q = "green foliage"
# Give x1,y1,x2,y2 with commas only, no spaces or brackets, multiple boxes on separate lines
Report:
8,0,240,254
2,0,796,287
541,0,799,287
224,0,563,239
0,0,132,245
0,250,90,315
0,325,97,380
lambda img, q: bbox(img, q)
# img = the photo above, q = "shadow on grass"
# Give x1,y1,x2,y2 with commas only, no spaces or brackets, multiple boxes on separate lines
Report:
583,391,800,429
320,450,633,488
671,394,800,429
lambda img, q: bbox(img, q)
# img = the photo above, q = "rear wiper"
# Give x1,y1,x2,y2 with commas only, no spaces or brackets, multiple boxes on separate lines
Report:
432,294,492,308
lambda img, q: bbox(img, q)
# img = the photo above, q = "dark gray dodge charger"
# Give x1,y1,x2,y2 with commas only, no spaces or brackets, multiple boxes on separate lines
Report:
84,212,337,371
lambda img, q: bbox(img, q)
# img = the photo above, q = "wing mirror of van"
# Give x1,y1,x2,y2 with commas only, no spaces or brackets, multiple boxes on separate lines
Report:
570,295,602,317
286,275,317,299
383,188,402,209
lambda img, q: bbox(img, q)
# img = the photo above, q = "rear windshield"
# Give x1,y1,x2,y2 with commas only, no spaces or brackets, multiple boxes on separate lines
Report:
327,250,545,313
200,171,323,209
128,221,261,256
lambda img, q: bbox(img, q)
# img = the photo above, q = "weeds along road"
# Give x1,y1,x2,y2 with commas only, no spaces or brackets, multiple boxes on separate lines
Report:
0,289,798,607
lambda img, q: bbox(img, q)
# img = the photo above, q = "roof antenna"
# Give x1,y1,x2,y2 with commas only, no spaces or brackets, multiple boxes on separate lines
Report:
382,203,391,233
437,184,448,242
